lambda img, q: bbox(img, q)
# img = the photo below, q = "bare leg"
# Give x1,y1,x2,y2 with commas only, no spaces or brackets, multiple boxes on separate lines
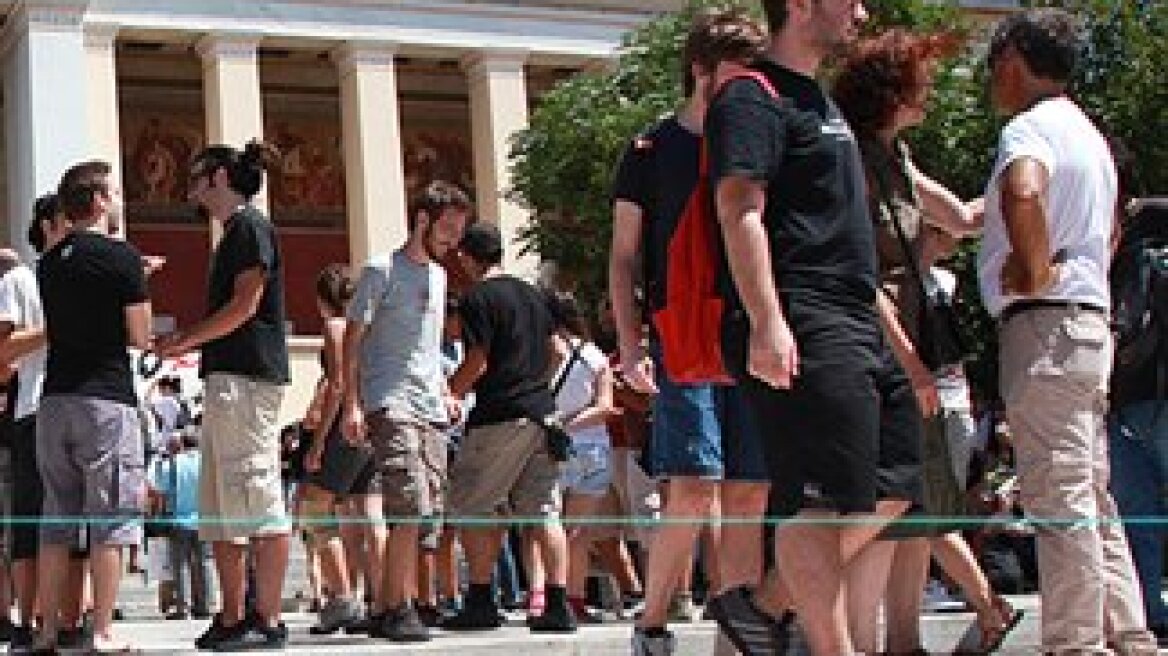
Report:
636,478,717,629
211,542,248,625
461,527,505,585
382,524,419,610
845,539,895,654
436,528,460,602
33,545,69,648
89,545,127,649
717,481,769,594
253,534,290,627
884,538,930,653
12,558,37,626
317,536,351,600
565,493,604,600
776,519,852,655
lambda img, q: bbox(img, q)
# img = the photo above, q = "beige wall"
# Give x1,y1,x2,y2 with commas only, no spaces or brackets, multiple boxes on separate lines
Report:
282,337,323,427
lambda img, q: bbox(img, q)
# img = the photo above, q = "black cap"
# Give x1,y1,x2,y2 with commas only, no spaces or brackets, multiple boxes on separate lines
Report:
459,222,504,265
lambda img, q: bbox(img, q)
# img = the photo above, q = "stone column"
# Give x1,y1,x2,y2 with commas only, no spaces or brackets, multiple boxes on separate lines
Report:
196,32,267,221
2,1,90,259
84,23,124,234
462,49,536,278
333,42,407,265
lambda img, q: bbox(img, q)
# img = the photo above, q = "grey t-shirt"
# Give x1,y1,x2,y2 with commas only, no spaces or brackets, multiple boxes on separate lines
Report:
347,250,447,423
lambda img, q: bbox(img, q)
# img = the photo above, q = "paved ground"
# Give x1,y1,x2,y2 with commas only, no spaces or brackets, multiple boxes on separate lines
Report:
103,594,1046,654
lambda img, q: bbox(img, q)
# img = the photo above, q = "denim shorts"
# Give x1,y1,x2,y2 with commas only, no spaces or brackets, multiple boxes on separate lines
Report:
648,345,768,482
561,441,613,496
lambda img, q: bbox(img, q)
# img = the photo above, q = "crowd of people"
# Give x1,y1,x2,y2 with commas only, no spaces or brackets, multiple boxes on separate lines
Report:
0,1,1158,655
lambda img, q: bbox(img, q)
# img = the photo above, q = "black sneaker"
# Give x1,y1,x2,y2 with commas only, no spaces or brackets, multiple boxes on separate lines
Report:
56,625,92,652
441,599,503,631
196,613,260,651
343,612,385,636
415,605,443,628
705,586,785,655
528,599,577,633
9,625,34,653
211,619,288,652
373,603,430,643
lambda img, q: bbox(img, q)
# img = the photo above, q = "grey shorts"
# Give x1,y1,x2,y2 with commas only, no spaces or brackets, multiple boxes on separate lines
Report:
36,395,146,548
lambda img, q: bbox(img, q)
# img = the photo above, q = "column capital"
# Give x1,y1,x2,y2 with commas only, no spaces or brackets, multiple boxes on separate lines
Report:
83,23,119,50
331,41,399,74
195,32,262,63
19,0,87,32
460,48,529,76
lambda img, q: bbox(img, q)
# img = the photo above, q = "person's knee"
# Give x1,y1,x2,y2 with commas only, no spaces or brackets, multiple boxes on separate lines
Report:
720,482,770,514
662,478,718,515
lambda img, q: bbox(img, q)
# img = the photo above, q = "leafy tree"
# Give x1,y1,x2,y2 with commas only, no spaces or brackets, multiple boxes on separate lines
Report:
509,0,1167,402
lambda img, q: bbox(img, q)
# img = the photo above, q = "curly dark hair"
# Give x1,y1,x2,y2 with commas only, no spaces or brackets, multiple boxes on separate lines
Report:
681,7,766,97
832,29,963,134
988,8,1081,84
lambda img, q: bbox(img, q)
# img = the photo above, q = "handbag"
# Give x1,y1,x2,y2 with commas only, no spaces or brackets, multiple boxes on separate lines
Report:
538,341,583,463
872,142,968,371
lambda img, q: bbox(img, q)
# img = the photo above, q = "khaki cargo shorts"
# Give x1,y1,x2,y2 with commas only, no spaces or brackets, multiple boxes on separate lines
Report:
447,418,562,521
367,412,447,520
199,374,289,543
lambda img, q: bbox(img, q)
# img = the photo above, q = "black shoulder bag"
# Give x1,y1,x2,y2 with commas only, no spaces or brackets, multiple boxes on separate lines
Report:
539,341,583,463
872,142,968,372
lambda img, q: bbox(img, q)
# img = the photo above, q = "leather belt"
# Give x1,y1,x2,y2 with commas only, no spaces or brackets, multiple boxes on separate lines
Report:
998,299,1107,325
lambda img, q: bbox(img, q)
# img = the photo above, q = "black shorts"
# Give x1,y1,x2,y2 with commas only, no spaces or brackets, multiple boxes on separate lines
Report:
743,292,923,518
306,424,376,496
10,415,42,561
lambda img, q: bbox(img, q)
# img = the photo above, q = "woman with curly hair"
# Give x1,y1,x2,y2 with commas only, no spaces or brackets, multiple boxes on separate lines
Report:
832,29,1021,654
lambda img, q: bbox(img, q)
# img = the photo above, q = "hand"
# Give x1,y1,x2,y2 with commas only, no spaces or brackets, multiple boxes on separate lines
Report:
618,344,657,395
341,402,367,446
143,255,167,276
907,365,940,418
748,318,799,390
1000,253,1059,296
154,332,189,360
304,444,323,474
445,395,464,425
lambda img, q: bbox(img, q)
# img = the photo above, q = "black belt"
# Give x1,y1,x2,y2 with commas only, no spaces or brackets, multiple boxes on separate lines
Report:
998,299,1107,325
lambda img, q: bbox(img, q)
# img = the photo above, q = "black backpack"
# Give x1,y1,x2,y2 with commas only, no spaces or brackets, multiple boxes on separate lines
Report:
1112,201,1168,392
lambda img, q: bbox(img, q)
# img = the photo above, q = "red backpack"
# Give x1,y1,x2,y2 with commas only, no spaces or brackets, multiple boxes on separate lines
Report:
651,70,780,385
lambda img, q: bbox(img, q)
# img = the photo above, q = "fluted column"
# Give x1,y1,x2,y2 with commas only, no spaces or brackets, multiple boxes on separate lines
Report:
333,42,407,264
462,49,537,278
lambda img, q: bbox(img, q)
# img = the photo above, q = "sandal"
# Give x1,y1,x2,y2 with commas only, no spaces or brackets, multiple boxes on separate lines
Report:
955,596,1024,654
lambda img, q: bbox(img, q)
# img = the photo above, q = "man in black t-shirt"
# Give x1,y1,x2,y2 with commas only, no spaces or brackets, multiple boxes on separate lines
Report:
608,10,774,656
35,161,153,653
157,142,291,651
706,1,923,654
443,222,576,633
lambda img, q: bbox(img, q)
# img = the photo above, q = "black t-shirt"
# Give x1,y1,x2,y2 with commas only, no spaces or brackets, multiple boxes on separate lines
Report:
705,59,878,304
611,117,701,312
38,231,148,406
200,207,290,384
459,275,555,427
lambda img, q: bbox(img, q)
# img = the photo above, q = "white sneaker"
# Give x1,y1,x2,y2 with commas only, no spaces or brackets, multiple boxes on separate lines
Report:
921,579,967,613
632,628,676,656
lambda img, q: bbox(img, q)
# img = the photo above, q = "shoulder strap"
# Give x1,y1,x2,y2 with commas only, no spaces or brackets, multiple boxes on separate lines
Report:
551,340,584,398
869,142,931,311
702,70,783,176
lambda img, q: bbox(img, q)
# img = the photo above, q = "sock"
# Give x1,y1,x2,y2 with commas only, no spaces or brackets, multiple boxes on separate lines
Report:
545,584,568,609
467,583,494,607
637,626,669,637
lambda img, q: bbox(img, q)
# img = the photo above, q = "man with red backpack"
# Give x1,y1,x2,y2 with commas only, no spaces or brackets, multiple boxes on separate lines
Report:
608,9,771,656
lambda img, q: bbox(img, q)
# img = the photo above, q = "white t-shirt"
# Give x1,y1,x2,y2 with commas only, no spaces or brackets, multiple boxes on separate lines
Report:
0,264,45,420
551,339,610,446
977,97,1116,317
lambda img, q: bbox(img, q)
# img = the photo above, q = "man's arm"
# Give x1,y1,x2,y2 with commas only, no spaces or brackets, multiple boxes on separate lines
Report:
124,301,153,351
0,321,45,367
998,157,1056,296
339,319,369,444
157,267,265,356
608,200,655,393
448,346,488,399
715,176,798,389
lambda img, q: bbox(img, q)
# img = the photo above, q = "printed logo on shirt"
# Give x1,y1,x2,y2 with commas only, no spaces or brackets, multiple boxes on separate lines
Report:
821,119,855,141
